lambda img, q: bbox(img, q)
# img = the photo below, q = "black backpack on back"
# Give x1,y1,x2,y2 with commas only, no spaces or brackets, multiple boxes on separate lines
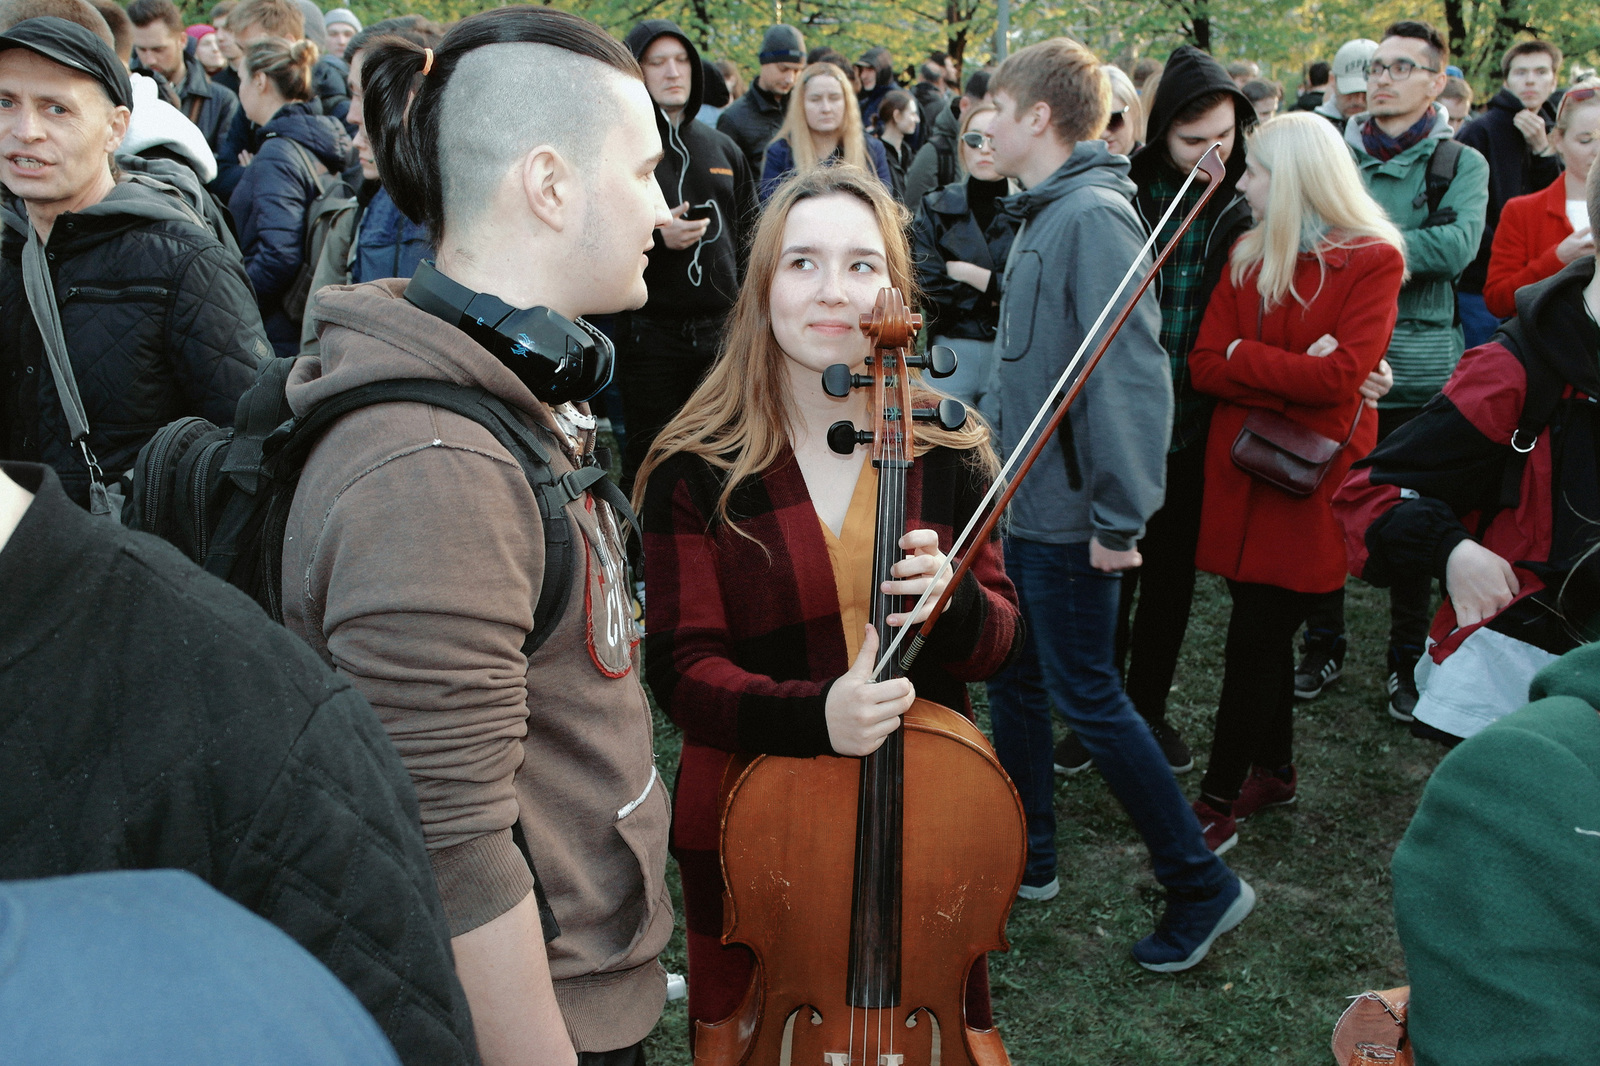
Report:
124,358,629,655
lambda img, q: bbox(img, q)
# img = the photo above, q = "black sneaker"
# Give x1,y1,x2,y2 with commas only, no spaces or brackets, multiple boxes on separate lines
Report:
1387,644,1422,722
1149,720,1194,774
1053,733,1091,775
1294,631,1346,700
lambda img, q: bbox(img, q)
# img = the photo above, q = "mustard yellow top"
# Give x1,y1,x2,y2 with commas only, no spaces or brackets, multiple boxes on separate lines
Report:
819,461,880,662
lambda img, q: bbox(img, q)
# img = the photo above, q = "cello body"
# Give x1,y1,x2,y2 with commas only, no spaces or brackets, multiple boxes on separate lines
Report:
696,700,1026,1066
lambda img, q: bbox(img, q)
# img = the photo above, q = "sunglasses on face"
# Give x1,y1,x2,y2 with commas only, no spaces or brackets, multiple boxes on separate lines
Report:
1103,107,1129,133
960,132,994,150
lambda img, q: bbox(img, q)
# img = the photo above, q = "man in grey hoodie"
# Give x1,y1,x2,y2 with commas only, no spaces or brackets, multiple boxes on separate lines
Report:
982,37,1253,973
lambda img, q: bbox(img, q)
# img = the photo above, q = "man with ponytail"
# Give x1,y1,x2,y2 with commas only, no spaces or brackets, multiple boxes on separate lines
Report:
281,8,673,1065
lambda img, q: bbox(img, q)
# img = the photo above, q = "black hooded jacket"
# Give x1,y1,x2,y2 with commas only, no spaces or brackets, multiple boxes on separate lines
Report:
1130,45,1255,342
624,20,757,319
1455,87,1562,293
718,80,789,176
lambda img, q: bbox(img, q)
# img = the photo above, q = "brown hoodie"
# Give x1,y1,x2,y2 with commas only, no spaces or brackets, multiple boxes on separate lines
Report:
282,279,671,1052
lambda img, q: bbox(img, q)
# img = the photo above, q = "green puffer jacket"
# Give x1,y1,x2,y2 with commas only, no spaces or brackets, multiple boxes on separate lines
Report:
1344,105,1489,409
1392,642,1600,1066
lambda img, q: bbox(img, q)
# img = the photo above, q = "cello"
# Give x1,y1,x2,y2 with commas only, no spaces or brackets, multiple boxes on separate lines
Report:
695,288,1027,1066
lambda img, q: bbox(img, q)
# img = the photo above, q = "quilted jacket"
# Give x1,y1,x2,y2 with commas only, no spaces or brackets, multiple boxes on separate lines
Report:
0,460,480,1065
230,101,353,356
0,181,270,509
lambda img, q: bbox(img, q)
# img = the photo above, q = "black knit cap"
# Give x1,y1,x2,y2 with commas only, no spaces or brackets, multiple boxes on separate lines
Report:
0,17,133,111
758,24,804,65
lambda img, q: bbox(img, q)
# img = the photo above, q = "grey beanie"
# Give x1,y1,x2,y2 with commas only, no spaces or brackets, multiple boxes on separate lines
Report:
758,24,804,65
296,0,326,50
324,7,361,32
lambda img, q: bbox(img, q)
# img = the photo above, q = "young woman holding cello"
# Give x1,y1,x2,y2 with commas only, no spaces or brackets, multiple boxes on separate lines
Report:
635,164,1023,1063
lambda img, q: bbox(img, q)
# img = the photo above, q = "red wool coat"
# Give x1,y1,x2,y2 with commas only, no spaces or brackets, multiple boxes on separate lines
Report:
1188,239,1406,593
1483,176,1577,319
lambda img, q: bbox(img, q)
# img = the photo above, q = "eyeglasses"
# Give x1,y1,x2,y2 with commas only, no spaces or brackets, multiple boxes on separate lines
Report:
960,131,994,150
1558,85,1598,123
1365,58,1439,82
1104,107,1128,133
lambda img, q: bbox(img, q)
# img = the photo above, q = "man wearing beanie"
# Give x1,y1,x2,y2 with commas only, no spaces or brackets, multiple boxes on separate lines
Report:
323,5,357,59
717,23,803,174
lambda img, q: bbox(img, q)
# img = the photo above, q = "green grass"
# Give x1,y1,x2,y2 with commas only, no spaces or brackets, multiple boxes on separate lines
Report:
639,572,1444,1065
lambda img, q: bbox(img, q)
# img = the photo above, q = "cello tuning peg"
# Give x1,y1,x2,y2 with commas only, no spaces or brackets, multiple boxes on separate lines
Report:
821,363,872,398
827,420,869,455
913,398,968,431
905,345,959,378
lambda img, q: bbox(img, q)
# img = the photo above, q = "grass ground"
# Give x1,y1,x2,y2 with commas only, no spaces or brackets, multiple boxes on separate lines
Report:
639,572,1446,1066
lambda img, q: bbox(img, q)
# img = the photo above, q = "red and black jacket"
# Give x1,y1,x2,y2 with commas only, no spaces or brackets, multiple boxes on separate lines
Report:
1333,257,1600,659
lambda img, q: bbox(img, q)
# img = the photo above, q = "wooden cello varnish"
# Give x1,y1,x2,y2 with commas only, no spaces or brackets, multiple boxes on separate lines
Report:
694,289,1027,1066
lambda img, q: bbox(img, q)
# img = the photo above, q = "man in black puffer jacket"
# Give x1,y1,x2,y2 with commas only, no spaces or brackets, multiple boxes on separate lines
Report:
0,459,481,1066
0,17,269,510
716,23,803,175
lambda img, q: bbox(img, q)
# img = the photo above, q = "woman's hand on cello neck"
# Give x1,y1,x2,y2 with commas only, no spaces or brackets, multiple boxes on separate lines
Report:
882,528,953,628
826,626,916,756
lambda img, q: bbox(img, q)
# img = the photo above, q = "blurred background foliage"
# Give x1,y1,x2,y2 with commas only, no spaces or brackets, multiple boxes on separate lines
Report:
188,0,1600,106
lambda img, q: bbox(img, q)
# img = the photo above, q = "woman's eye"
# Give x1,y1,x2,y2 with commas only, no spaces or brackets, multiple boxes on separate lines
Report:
790,257,814,270
851,261,877,273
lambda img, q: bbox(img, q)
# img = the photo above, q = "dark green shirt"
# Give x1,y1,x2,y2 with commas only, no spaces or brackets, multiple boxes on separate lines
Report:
1149,171,1216,453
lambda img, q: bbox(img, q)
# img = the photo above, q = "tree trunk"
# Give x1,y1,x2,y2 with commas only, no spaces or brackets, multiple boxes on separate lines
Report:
1443,0,1468,69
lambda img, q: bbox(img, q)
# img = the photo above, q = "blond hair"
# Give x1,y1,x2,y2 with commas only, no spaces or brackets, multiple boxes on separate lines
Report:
1556,78,1600,133
1102,64,1145,144
1230,112,1407,308
633,165,997,522
774,62,867,173
991,37,1109,145
242,35,318,100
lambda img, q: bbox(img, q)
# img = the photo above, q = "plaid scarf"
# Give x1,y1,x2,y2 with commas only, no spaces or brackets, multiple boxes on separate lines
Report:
1360,110,1436,162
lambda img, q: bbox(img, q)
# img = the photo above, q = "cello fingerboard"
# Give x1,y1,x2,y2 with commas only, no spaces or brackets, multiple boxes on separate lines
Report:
846,424,911,1008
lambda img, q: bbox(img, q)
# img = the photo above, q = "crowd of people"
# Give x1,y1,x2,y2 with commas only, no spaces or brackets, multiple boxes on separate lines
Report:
1,0,1597,1062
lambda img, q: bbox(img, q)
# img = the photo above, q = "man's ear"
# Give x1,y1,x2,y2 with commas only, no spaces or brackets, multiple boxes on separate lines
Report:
106,105,130,155
520,143,573,233
1027,99,1052,137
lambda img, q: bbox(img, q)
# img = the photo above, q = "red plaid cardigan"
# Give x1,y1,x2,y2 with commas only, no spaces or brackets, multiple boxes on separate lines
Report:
641,442,1021,1027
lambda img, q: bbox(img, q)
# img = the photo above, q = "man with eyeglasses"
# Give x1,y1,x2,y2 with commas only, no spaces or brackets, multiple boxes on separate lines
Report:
1456,39,1564,347
1314,19,1487,727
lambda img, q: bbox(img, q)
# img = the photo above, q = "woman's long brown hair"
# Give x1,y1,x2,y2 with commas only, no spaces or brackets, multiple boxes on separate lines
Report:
632,164,998,526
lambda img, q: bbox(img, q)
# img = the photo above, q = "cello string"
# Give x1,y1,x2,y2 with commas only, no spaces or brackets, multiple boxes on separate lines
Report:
868,157,1209,678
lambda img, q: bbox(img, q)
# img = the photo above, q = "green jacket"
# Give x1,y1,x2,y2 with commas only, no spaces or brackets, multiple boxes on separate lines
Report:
1345,106,1489,409
1392,642,1600,1066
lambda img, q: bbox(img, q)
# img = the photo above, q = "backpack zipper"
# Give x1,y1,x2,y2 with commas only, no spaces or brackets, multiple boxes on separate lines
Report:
140,416,206,534
190,437,228,562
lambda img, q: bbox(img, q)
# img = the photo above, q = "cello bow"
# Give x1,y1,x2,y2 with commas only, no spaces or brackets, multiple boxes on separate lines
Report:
891,144,1228,674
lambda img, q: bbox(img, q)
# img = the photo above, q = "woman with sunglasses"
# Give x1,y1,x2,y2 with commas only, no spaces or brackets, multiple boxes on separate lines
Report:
1483,80,1600,319
909,103,1019,406
1100,64,1144,157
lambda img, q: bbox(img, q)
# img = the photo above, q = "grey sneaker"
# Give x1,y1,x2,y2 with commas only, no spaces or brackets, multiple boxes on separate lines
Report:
1294,631,1346,700
1016,876,1060,902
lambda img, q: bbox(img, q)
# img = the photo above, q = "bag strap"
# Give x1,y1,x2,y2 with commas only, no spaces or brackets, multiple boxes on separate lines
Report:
1417,138,1463,217
20,224,117,517
1491,317,1564,508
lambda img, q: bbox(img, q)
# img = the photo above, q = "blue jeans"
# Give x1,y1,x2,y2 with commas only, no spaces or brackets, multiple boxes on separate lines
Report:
1457,291,1502,350
987,537,1232,895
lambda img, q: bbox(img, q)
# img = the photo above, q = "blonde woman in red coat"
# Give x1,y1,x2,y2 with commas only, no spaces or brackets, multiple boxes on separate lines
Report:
1186,112,1407,852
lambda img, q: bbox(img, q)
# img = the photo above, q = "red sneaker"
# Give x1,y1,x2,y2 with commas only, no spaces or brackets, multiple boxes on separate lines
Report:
1234,766,1298,820
1191,798,1238,855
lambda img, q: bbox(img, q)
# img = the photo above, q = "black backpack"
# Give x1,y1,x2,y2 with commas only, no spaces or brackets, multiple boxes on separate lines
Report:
277,139,357,327
123,358,632,656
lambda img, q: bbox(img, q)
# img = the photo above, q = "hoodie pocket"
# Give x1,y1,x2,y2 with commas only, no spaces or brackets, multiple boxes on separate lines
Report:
598,769,672,972
1000,248,1042,361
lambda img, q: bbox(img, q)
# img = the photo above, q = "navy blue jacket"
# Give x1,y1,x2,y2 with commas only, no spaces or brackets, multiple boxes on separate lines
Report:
352,185,431,284
229,101,351,356
760,134,892,201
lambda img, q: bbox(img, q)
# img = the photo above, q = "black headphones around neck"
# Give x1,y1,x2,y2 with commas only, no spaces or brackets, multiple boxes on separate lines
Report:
405,259,615,405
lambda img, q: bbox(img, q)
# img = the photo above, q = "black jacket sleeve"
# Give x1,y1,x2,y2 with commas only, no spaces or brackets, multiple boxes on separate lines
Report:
221,681,481,1066
168,241,272,426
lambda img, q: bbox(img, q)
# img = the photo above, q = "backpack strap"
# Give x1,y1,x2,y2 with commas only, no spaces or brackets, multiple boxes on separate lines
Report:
1415,138,1464,217
1488,317,1568,510
267,378,630,656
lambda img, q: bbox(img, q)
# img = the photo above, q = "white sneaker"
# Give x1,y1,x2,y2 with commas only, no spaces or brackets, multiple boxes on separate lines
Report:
1016,877,1060,902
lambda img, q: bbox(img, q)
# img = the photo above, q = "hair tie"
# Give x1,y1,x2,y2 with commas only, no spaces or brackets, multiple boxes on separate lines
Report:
421,47,434,76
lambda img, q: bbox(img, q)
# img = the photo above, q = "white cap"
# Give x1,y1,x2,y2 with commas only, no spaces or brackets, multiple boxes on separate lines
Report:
1332,39,1379,94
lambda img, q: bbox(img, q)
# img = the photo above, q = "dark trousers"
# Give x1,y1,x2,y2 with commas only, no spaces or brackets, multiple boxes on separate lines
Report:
1116,442,1206,726
579,1042,646,1065
616,311,725,498
987,538,1231,895
1302,405,1432,650
1201,581,1319,803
